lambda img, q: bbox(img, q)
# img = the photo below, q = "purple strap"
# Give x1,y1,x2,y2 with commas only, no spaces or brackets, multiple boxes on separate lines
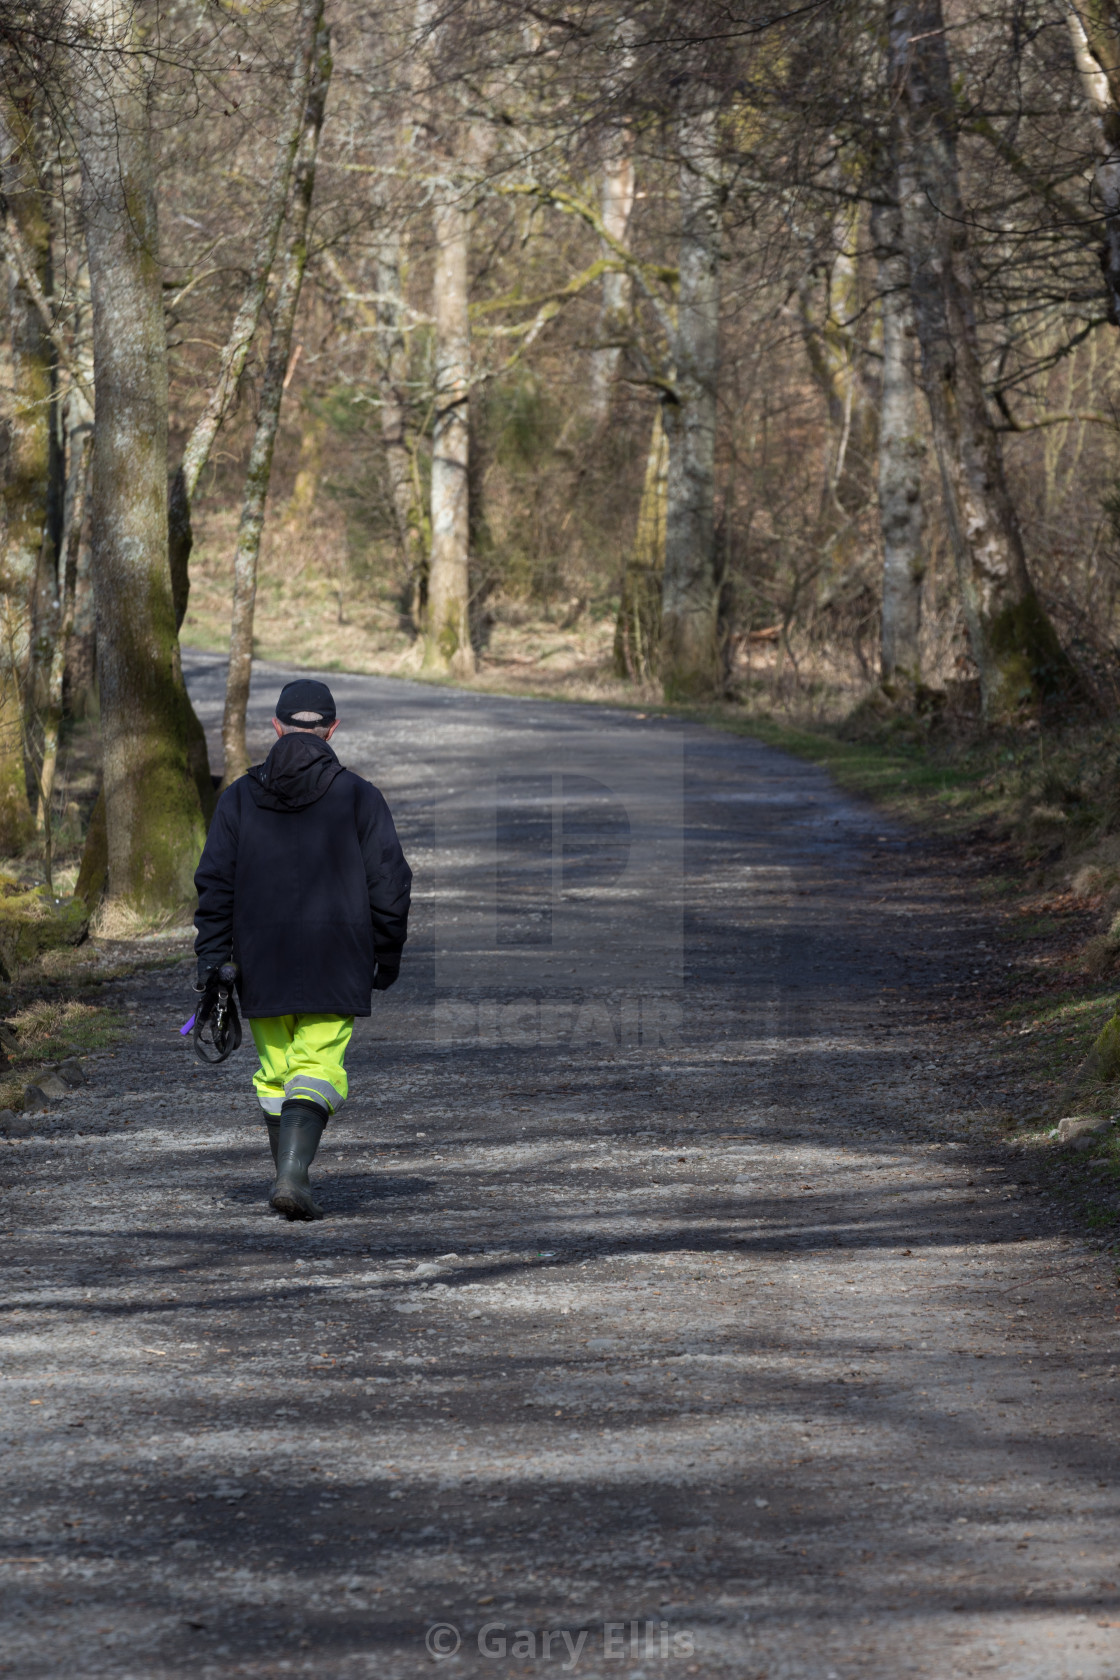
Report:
179,1013,197,1037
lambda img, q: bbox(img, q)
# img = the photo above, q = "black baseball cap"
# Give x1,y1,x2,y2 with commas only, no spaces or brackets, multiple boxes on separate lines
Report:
275,679,337,727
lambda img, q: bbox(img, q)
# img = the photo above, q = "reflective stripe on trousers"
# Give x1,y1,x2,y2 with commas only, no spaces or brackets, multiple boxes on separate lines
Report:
249,1013,354,1117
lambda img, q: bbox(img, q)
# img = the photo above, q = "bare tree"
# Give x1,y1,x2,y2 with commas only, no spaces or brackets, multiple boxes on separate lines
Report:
374,235,425,585
889,0,1071,721
872,192,926,686
221,13,332,784
1065,2,1120,326
614,405,667,681
660,96,723,701
422,173,475,677
168,0,324,583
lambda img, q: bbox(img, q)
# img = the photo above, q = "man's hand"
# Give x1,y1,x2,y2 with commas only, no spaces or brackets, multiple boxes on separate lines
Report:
372,962,399,992
189,963,242,1062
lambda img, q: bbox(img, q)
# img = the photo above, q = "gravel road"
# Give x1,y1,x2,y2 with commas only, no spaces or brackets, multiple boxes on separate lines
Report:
3,652,1118,1680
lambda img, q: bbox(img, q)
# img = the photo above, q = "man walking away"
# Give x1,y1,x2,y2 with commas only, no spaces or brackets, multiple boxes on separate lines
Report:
194,679,412,1219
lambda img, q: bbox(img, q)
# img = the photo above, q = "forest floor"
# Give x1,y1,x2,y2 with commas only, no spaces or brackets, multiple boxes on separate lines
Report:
180,508,627,701
3,655,1120,1679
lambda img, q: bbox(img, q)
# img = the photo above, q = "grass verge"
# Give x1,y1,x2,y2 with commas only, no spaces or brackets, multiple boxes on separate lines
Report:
0,934,192,1111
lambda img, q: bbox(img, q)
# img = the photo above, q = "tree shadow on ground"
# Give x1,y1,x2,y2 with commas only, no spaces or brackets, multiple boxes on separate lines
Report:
223,1173,434,1210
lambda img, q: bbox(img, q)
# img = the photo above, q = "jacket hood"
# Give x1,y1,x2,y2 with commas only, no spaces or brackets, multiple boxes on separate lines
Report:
246,733,345,812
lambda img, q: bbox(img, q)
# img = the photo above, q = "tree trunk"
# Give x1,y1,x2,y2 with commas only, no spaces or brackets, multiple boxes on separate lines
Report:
797,200,877,514
659,104,723,701
375,238,426,604
0,99,49,852
60,246,97,720
323,242,425,619
67,488,96,717
422,191,475,677
614,407,667,681
74,0,206,914
38,424,92,882
871,195,926,687
1065,3,1120,327
221,19,331,785
588,145,636,430
889,0,1072,721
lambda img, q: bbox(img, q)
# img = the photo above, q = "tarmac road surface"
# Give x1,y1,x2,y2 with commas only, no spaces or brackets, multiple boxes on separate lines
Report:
2,649,1118,1679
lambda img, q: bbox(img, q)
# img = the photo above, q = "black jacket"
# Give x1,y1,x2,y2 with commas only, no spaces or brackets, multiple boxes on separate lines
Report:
193,733,412,1018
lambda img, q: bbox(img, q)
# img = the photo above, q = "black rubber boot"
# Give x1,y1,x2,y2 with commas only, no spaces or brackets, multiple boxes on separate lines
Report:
266,1118,280,1168
270,1100,328,1220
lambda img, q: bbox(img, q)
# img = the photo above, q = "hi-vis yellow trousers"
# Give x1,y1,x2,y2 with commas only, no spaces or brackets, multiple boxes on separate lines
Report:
249,1014,354,1117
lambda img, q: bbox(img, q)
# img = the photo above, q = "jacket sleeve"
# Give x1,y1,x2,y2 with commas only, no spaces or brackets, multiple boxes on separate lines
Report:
193,786,242,977
356,782,412,971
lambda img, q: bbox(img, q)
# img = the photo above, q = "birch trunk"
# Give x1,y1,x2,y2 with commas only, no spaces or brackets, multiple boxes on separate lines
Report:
221,19,331,785
889,0,1071,721
1065,4,1120,326
614,407,667,681
588,146,636,430
422,191,475,676
74,0,206,913
871,195,926,687
59,249,96,720
659,105,722,701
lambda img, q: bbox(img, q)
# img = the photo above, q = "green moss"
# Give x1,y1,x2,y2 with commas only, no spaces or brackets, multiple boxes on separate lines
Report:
0,749,34,856
97,556,208,914
0,876,88,976
1092,1013,1120,1081
985,593,1077,719
660,623,722,701
75,791,107,909
124,757,207,916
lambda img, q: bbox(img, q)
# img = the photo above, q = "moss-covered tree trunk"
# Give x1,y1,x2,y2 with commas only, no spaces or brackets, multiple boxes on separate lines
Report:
889,0,1072,722
614,408,667,682
871,194,926,688
0,99,49,854
221,19,331,785
659,103,723,701
74,0,206,914
422,191,475,677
